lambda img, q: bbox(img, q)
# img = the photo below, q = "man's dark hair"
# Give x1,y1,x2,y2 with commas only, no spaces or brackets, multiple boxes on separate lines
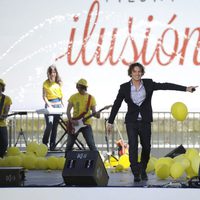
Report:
128,62,145,77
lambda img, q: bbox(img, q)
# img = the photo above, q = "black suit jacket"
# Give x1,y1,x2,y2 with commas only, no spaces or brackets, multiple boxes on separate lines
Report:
108,79,187,123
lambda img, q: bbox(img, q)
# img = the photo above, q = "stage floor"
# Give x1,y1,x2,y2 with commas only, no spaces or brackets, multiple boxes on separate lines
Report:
23,167,185,188
0,151,194,188
22,150,188,188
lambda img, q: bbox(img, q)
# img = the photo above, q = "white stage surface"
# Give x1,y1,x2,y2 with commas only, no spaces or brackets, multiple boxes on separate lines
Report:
1,164,200,200
1,187,200,200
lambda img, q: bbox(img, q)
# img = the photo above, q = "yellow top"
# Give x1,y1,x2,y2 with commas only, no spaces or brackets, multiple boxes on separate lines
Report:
43,80,63,100
0,95,12,127
68,93,96,125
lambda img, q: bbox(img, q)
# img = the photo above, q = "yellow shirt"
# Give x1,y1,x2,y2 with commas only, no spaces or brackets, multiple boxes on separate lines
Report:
68,93,96,125
43,80,63,100
0,95,12,127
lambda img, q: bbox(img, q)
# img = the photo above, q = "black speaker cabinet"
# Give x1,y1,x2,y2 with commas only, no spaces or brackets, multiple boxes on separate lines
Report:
0,167,25,187
164,144,186,158
62,151,109,186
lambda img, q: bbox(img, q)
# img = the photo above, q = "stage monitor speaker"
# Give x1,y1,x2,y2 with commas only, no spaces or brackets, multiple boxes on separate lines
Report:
0,167,25,187
164,144,186,158
62,150,109,186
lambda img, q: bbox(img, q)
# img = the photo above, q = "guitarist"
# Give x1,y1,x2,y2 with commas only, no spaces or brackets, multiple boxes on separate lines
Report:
0,79,12,158
65,78,100,153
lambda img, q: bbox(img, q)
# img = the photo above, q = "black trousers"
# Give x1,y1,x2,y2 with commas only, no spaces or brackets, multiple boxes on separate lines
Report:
42,114,60,148
126,121,151,175
0,126,8,158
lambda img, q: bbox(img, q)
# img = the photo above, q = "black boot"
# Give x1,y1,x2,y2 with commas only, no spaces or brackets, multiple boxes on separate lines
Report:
140,163,148,181
131,163,141,182
134,173,141,182
141,171,148,180
50,143,55,151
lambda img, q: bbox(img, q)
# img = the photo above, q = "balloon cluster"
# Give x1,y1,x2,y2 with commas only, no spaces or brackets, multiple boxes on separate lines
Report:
104,152,158,173
155,148,200,180
102,147,200,180
0,142,65,170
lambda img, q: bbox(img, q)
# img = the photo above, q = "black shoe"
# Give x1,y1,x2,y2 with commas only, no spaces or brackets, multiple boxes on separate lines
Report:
50,143,55,150
141,171,148,181
134,174,141,182
50,146,55,151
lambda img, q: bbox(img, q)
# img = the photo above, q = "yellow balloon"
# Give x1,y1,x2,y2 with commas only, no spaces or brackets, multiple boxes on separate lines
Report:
185,148,199,161
35,157,48,170
155,157,173,170
35,144,48,157
0,158,4,166
173,154,186,162
191,155,200,175
104,160,111,168
180,158,190,170
155,163,170,179
146,157,155,173
109,156,118,167
5,156,22,167
6,147,21,156
185,165,196,179
57,157,66,170
23,155,37,169
174,155,190,170
150,156,158,165
26,141,39,154
0,158,6,167
118,154,130,169
2,157,9,167
171,102,188,121
170,162,185,179
47,156,59,170
19,152,26,158
115,164,124,172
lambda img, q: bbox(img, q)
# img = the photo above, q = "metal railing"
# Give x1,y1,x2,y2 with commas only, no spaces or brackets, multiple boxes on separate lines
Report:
8,111,200,153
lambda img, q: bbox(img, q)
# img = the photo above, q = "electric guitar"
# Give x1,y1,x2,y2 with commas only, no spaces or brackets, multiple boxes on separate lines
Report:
66,105,112,135
0,111,27,119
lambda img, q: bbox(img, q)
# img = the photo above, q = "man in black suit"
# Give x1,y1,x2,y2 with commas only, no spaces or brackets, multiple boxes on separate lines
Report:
107,62,197,182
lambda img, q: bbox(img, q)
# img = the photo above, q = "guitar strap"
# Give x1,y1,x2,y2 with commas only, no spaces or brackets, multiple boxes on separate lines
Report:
0,94,5,115
72,94,92,120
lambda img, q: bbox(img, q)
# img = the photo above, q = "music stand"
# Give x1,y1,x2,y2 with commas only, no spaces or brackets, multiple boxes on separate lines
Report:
5,112,27,147
14,128,27,147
